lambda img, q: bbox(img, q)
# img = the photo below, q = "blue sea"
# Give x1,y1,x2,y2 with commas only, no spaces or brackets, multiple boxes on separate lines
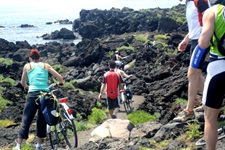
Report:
0,0,183,45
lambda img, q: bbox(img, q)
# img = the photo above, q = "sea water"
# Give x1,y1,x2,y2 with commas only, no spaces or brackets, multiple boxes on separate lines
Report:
0,3,80,45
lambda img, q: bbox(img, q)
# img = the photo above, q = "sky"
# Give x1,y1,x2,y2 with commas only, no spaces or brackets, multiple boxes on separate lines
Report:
0,0,185,11
0,0,185,22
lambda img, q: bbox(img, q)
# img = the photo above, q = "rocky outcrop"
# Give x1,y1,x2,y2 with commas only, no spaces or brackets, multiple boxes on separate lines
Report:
73,5,186,38
18,24,35,28
41,28,77,40
54,19,73,24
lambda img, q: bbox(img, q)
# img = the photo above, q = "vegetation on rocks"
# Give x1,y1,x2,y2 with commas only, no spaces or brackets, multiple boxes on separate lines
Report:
0,58,13,67
127,110,159,125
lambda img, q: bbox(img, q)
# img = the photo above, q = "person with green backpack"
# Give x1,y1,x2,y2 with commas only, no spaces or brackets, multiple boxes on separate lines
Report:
189,1,225,149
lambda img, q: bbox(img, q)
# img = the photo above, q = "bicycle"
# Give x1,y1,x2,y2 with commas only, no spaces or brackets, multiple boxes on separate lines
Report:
120,78,133,114
45,83,78,149
195,126,225,146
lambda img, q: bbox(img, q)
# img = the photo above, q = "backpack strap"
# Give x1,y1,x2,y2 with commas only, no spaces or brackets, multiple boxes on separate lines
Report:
35,91,48,105
191,0,210,26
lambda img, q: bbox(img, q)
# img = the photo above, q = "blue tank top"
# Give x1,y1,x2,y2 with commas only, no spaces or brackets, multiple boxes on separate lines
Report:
27,62,49,92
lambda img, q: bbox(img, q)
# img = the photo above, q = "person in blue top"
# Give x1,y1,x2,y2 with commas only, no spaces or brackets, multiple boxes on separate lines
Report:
13,49,64,150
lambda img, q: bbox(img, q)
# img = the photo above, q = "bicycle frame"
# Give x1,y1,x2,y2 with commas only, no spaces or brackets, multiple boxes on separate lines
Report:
120,78,133,114
59,98,74,120
47,83,78,149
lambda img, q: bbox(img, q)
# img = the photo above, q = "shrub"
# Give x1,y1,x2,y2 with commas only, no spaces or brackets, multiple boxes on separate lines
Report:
155,34,168,40
0,96,11,112
134,35,148,43
0,58,13,67
53,64,63,73
186,123,203,139
3,77,15,86
116,45,134,52
0,75,15,86
109,51,114,59
88,107,107,124
64,81,75,90
74,120,95,131
127,110,159,125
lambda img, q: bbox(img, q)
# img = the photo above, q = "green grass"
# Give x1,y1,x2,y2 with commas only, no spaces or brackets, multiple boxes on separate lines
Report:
175,98,187,104
74,120,95,131
127,110,160,125
0,119,16,127
139,147,154,150
88,107,107,124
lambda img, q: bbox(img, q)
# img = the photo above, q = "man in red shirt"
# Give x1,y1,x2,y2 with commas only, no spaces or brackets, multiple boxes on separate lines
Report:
98,61,123,119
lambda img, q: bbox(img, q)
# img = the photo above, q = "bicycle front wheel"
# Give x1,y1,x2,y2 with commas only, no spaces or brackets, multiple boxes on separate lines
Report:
60,108,78,149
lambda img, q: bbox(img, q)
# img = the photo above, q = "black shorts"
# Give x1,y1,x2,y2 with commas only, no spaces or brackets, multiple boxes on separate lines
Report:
190,40,198,57
107,97,119,110
203,60,225,109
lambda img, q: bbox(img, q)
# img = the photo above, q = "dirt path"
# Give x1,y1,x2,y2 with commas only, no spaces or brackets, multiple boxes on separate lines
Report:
76,95,145,148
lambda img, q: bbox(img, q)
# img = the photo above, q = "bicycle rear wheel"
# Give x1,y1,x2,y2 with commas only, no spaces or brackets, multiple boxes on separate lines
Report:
48,126,60,150
60,107,78,149
124,98,133,114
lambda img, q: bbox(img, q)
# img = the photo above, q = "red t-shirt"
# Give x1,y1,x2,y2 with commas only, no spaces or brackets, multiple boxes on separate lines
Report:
103,70,122,99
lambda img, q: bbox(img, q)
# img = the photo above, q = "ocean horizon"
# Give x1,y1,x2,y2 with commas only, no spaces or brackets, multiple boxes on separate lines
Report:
0,0,184,45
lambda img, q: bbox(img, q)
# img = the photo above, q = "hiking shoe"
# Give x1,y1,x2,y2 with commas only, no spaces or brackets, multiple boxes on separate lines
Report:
13,140,21,150
36,146,42,150
194,106,204,112
13,146,21,150
112,114,117,119
173,110,195,122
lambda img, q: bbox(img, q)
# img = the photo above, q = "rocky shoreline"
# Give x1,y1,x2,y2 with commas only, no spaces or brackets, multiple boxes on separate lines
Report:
0,4,225,150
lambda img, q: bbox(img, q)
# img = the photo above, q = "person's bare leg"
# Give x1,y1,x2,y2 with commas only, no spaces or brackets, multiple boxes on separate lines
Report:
186,67,202,111
113,107,119,115
109,109,113,118
198,74,205,94
37,137,43,144
204,105,220,150
17,138,23,144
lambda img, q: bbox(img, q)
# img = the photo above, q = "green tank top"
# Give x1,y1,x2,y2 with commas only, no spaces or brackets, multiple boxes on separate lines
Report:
210,4,225,57
27,62,49,92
